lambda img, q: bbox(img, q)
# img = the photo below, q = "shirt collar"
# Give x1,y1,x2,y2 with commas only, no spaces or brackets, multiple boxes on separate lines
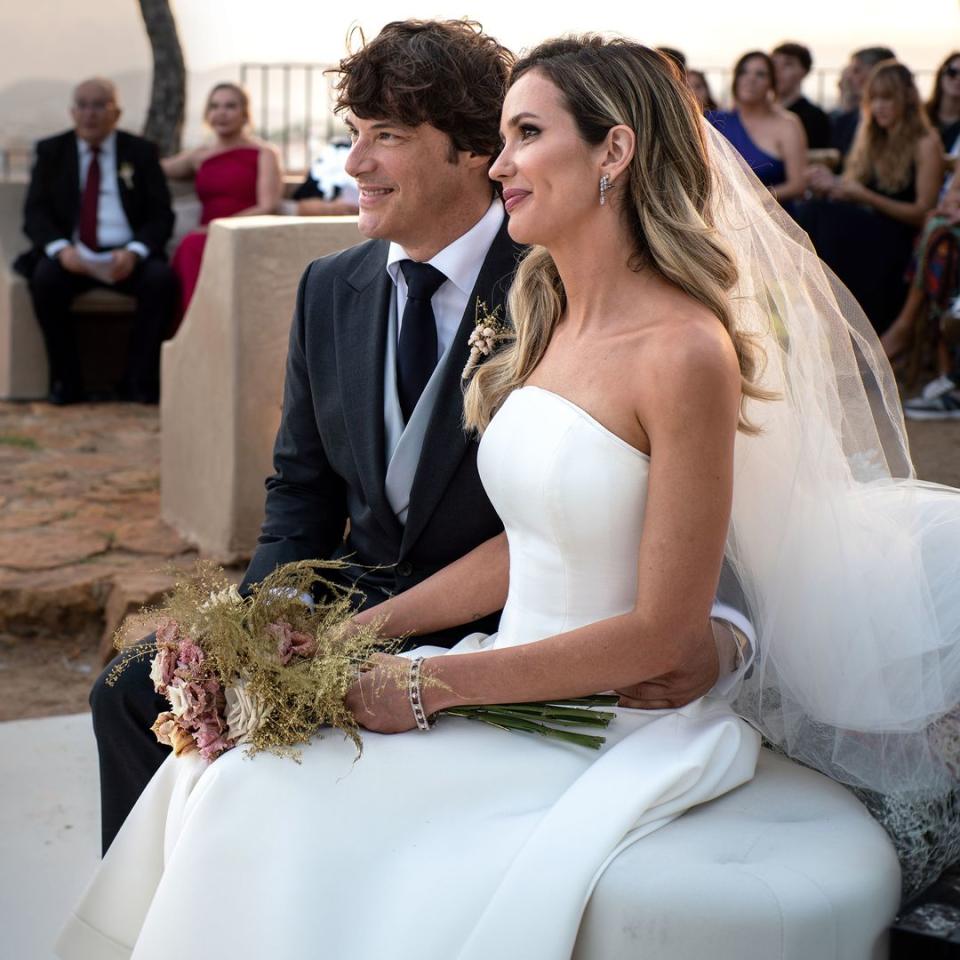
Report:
77,131,117,158
386,199,505,295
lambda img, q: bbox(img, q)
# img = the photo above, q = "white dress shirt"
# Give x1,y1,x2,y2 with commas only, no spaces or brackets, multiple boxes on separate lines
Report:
45,132,149,261
386,198,505,359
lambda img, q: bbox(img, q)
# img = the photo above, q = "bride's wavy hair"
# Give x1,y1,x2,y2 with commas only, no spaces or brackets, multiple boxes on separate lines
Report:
464,36,770,434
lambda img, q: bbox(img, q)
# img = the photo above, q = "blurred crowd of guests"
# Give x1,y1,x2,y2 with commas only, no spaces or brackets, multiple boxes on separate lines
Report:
671,43,960,420
14,44,960,418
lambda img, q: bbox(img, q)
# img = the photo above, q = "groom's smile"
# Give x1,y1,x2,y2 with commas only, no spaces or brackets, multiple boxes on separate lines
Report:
343,112,497,262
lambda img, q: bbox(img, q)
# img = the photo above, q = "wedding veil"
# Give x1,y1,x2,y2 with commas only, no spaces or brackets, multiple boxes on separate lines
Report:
702,124,960,797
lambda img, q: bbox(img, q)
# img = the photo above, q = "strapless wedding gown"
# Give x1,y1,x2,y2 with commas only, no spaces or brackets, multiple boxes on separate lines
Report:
57,386,760,960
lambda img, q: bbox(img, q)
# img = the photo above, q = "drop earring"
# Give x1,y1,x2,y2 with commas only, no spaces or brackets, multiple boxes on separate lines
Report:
599,174,611,206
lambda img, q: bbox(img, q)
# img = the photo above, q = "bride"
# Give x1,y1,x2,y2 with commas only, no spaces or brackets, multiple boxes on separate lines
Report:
57,37,958,960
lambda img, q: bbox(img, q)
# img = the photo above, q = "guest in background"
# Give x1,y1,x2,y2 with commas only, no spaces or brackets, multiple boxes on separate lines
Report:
771,42,831,148
15,77,176,405
708,52,807,208
686,69,718,114
881,157,960,409
831,46,896,159
925,52,960,152
833,65,860,117
162,83,283,319
287,138,359,215
655,46,686,72
803,61,942,335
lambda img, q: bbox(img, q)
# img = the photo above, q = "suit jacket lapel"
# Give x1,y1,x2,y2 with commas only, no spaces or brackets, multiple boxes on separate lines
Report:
334,242,403,543
63,132,80,230
401,220,523,554
115,131,134,221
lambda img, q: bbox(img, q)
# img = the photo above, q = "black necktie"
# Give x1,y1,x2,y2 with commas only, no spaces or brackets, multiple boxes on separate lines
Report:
397,260,446,422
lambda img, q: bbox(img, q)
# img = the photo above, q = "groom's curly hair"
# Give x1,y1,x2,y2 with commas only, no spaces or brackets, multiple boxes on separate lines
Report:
332,19,513,162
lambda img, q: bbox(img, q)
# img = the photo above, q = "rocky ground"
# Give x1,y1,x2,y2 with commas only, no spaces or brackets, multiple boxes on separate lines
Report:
1,399,959,723
0,400,243,721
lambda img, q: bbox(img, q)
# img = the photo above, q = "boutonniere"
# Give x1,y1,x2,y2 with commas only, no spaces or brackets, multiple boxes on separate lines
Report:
462,301,510,381
118,162,135,190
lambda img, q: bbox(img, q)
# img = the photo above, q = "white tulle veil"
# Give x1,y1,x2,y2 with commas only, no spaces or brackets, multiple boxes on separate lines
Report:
700,123,960,797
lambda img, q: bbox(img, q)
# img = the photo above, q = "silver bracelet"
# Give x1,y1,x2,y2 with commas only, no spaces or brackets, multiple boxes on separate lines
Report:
408,657,432,731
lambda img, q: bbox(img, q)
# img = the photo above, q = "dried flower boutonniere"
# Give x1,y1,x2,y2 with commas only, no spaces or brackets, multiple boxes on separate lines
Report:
118,162,135,190
462,300,510,381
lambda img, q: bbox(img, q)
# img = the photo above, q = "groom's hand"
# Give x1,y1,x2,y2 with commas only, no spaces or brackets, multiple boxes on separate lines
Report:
616,629,722,709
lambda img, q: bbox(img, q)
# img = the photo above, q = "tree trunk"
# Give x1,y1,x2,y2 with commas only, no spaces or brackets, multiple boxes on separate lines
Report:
138,0,186,156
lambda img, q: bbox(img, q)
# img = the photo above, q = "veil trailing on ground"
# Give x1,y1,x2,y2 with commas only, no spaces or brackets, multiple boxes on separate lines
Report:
703,124,960,797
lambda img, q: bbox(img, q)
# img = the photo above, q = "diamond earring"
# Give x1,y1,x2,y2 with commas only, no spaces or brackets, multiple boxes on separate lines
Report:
599,174,611,206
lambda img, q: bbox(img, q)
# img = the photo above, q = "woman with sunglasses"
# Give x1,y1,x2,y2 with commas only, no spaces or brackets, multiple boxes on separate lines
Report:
926,52,960,152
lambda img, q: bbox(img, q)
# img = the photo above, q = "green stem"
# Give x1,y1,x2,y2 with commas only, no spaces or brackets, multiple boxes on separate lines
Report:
445,709,606,749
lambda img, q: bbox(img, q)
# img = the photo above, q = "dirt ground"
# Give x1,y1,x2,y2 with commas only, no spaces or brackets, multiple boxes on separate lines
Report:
1,402,959,723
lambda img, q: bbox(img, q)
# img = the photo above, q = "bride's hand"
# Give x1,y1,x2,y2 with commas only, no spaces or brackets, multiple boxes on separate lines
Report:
345,653,419,734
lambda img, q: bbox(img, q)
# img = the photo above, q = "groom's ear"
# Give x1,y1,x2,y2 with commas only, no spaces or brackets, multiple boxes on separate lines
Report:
462,150,493,170
600,125,635,182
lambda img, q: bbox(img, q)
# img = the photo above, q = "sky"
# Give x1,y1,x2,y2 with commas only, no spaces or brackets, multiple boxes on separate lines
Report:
1,0,956,151
170,0,957,73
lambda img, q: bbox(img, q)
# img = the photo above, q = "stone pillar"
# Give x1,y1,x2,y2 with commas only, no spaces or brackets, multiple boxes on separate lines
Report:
160,215,362,561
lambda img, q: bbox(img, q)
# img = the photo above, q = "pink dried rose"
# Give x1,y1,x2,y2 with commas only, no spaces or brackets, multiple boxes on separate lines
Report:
194,718,234,762
155,618,180,646
181,678,222,725
149,643,179,693
268,621,317,665
177,637,205,672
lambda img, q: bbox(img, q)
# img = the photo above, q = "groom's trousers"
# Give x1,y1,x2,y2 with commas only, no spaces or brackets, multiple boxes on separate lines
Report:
90,637,171,854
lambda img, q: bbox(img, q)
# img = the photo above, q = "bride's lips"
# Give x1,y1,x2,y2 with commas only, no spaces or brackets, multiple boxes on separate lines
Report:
358,185,395,206
502,188,531,214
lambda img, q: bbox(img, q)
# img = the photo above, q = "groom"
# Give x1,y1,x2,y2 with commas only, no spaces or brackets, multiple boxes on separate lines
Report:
91,20,753,853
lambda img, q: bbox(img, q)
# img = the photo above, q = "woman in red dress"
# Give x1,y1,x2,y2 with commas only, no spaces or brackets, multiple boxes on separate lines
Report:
162,83,283,321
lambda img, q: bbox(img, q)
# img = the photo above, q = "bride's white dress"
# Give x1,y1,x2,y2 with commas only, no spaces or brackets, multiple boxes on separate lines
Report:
57,386,761,960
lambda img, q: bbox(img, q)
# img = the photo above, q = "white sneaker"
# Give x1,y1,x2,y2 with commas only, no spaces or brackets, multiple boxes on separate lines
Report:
920,375,957,400
904,389,960,420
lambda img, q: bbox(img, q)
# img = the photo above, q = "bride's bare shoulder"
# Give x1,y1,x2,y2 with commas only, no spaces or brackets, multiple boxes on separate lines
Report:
640,288,738,374
632,293,742,420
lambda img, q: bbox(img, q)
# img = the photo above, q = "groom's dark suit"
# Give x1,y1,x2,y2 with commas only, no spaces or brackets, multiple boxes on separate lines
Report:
240,218,523,642
92,218,523,851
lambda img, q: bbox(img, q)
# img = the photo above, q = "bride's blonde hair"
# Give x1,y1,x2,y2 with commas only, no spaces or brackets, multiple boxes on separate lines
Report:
464,37,769,434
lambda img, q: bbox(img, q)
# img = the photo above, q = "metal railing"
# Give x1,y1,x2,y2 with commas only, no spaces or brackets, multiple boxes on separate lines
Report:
0,64,940,182
239,62,343,173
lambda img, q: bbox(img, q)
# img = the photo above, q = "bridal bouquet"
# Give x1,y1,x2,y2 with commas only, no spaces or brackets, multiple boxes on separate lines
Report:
109,560,617,762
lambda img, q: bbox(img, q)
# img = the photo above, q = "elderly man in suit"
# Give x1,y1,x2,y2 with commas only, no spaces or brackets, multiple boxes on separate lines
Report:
90,21,753,854
17,77,176,404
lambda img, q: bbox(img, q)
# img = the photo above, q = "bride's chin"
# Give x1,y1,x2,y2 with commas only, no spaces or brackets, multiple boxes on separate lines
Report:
504,216,546,247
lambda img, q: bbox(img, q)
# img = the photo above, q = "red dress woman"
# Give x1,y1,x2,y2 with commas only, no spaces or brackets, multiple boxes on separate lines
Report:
170,147,260,315
162,83,283,325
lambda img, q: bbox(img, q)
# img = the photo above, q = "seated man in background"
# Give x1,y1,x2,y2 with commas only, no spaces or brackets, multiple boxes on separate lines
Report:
14,77,177,404
772,42,831,149
286,138,359,216
830,46,896,160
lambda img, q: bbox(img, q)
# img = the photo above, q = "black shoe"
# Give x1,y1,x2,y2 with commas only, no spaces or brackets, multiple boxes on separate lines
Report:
47,381,87,405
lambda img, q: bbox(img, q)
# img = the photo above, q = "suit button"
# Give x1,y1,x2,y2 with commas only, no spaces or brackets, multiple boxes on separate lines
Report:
396,560,413,578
